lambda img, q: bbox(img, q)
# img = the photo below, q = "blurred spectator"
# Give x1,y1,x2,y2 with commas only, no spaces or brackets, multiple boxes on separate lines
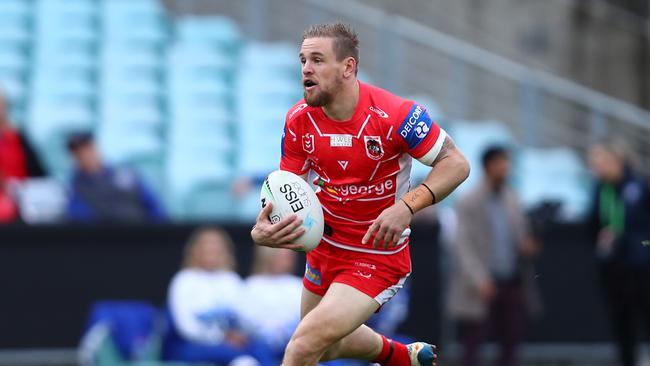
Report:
447,145,539,366
0,177,19,223
66,132,165,223
242,247,302,358
164,227,276,366
0,94,45,224
0,93,45,182
587,141,650,366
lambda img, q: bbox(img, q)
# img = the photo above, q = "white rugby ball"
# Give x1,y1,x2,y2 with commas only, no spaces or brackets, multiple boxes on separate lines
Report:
260,170,324,252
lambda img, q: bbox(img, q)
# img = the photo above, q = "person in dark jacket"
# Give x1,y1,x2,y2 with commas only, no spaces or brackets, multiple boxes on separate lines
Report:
66,132,166,223
588,141,650,366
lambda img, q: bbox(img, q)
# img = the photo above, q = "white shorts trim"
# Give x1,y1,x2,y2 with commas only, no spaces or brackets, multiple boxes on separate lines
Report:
374,272,411,305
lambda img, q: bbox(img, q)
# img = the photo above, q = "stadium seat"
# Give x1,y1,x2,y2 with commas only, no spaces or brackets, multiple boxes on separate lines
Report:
406,94,444,125
175,16,241,52
515,147,591,220
241,42,298,71
32,72,96,103
0,65,27,107
169,95,232,123
36,0,98,16
0,0,32,20
26,100,95,178
102,0,165,14
103,0,169,45
0,20,31,45
445,120,516,199
34,1,99,48
168,46,234,74
102,46,163,71
166,149,235,220
79,301,161,366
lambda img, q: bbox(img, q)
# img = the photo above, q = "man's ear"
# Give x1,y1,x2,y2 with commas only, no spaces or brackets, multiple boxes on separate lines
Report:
343,57,356,78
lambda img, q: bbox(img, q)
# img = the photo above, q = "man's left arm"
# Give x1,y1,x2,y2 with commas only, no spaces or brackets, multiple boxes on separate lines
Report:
362,134,470,248
406,135,470,207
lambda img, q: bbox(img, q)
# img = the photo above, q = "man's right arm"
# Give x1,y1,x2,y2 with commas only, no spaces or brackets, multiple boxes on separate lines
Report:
251,118,309,249
251,202,305,250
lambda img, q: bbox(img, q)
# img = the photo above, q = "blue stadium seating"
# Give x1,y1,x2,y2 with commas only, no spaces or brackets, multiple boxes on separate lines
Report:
445,120,516,200
9,0,592,222
175,16,241,51
515,147,591,220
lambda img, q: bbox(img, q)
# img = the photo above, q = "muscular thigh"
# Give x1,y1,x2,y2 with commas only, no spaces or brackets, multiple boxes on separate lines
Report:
301,286,323,319
294,282,380,343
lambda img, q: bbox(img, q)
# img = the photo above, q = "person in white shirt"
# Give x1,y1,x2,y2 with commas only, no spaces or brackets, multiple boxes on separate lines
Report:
242,247,303,357
164,227,276,366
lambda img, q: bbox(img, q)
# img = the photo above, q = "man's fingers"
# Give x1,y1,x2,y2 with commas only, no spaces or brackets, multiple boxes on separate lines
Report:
362,222,379,245
256,201,273,223
389,231,401,248
272,218,304,241
283,227,306,244
271,214,301,232
372,226,388,248
383,231,395,249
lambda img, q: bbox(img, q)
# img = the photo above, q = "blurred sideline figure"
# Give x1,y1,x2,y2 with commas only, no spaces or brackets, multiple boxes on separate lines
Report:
164,227,276,366
242,247,303,359
588,141,650,366
0,93,45,223
66,132,166,223
448,146,539,366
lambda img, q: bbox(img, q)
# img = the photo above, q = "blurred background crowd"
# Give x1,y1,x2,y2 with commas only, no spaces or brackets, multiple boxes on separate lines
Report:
0,0,649,365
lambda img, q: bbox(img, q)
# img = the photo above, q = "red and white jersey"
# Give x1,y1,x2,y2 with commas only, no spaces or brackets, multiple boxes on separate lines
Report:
280,81,446,254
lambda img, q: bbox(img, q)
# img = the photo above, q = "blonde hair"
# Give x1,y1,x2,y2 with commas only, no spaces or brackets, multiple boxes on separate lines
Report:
182,226,236,270
302,22,359,75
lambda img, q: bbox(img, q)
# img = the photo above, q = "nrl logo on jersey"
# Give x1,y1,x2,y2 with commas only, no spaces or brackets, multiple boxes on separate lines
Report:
364,136,384,160
302,133,315,153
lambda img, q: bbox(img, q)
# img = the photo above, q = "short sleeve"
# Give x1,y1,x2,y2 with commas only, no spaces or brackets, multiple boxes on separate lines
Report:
393,102,447,166
279,121,310,175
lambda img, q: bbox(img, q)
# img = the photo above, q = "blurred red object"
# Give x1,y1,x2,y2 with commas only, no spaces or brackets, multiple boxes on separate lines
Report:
0,127,28,181
0,180,18,223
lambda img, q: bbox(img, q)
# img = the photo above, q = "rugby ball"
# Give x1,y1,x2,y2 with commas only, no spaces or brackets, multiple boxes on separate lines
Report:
260,170,324,252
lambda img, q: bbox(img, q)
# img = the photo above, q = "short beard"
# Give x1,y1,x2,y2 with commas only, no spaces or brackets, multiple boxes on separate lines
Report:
304,89,333,107
304,75,344,107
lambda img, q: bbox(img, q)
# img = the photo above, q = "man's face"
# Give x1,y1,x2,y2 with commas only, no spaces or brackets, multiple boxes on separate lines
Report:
485,155,511,187
300,37,345,107
589,146,623,182
72,143,102,173
193,231,231,271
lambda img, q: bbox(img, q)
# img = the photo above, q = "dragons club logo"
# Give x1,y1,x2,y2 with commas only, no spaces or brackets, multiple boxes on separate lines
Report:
364,136,384,160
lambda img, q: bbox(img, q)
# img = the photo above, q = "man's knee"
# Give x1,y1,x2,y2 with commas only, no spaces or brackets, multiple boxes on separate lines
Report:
320,339,343,361
285,327,340,360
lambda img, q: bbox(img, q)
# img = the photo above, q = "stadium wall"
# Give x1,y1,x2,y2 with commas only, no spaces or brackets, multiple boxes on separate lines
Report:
0,223,608,348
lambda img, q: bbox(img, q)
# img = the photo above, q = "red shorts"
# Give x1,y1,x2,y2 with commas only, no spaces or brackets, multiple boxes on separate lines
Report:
303,241,412,305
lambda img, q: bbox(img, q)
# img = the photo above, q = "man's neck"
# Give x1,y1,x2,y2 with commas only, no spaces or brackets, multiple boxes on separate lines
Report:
322,80,359,121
